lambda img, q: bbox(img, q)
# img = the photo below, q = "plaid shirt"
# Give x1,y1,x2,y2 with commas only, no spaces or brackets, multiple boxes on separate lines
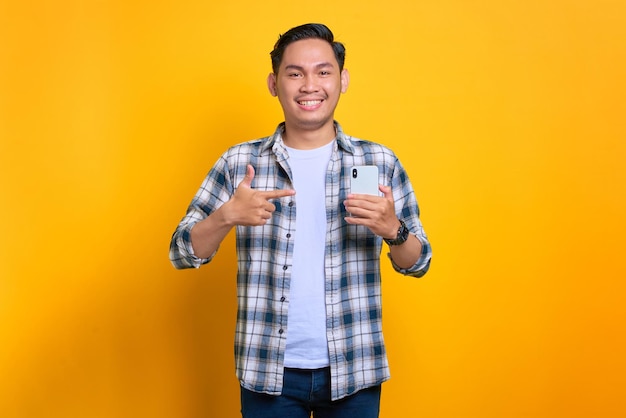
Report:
170,122,432,400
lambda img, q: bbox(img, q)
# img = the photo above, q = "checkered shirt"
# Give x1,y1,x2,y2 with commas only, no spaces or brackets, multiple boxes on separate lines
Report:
169,122,432,400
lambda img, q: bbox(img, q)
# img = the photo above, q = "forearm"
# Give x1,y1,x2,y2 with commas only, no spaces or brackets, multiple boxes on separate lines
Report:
190,203,234,259
388,234,422,269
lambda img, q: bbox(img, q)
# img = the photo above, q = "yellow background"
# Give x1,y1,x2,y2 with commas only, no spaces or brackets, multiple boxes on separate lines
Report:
1,1,625,417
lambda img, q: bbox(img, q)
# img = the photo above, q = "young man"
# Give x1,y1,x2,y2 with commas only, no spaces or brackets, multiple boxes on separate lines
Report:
170,23,432,418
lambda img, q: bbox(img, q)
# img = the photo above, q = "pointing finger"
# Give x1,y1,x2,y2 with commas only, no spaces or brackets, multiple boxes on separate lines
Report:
260,188,296,200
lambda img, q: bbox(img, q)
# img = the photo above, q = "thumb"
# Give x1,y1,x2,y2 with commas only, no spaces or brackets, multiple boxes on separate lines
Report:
238,164,255,189
380,184,393,201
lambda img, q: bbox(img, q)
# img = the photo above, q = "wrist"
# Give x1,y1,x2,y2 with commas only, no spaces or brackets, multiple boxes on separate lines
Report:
216,200,237,228
384,219,409,246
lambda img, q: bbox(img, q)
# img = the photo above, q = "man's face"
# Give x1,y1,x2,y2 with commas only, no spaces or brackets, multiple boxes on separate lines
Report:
268,38,349,133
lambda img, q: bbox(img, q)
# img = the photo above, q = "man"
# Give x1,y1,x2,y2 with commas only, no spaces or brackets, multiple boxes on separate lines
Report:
170,23,432,418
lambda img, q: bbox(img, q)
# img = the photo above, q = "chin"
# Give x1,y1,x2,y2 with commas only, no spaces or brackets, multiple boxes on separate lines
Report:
295,113,333,126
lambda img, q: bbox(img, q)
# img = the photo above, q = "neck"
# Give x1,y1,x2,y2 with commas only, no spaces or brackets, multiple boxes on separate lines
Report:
282,120,337,150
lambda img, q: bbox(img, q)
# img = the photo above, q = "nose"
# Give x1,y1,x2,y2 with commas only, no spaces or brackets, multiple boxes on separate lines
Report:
300,75,319,93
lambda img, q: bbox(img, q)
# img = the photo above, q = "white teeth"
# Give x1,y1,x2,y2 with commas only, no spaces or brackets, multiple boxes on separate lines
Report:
299,100,321,106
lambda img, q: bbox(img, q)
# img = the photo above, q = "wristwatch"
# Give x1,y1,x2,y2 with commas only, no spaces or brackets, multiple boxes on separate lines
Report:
384,219,410,246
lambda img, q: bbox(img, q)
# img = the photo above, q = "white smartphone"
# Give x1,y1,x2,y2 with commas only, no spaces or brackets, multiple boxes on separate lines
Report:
350,165,379,196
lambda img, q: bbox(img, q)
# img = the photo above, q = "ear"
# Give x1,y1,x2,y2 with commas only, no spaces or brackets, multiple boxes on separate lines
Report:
267,73,277,97
340,69,350,94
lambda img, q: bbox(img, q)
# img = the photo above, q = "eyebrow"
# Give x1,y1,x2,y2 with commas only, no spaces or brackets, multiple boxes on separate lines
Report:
283,62,335,72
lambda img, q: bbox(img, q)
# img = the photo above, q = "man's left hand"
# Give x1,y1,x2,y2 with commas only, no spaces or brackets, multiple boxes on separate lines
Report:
344,185,400,239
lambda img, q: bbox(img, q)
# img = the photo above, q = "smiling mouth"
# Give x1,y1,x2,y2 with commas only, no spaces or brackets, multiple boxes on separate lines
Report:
298,100,323,106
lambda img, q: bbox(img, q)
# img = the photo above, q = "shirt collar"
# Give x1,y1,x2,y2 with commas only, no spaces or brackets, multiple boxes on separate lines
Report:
261,121,355,154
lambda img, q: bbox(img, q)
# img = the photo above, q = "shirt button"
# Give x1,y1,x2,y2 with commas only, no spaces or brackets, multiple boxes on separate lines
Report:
280,296,286,302
283,265,288,270
286,233,291,238
288,201,294,207
278,329,284,335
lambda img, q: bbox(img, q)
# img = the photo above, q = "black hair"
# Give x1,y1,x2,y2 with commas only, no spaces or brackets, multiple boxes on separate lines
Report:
270,23,346,74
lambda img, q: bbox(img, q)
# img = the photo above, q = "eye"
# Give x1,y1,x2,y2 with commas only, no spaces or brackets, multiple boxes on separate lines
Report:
288,72,302,78
320,71,331,76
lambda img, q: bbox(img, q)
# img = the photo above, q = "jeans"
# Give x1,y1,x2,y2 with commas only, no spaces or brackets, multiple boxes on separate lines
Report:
240,367,381,418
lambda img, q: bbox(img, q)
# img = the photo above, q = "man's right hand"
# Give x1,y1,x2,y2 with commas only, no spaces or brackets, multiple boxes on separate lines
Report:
225,164,296,226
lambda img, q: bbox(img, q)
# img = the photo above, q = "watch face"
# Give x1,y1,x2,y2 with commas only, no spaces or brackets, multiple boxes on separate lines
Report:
398,222,409,241
399,226,406,239
386,220,409,246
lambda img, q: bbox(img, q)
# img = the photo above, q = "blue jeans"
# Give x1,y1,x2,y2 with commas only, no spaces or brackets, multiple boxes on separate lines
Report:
240,367,381,418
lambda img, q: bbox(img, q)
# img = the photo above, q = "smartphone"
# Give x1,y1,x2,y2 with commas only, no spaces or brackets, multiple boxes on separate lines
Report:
350,165,379,196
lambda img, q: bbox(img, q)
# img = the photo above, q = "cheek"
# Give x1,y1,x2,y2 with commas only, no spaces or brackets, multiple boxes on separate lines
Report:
327,84,343,99
277,83,297,98
276,91,296,110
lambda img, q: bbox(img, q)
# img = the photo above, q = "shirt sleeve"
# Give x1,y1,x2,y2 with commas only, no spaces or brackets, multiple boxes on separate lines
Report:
387,156,432,278
387,233,432,277
169,154,233,269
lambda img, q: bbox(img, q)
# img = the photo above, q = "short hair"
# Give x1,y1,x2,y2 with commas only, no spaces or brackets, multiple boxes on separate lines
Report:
270,23,346,74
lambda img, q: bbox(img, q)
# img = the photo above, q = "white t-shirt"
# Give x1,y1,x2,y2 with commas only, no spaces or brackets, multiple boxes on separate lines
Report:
283,140,334,368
